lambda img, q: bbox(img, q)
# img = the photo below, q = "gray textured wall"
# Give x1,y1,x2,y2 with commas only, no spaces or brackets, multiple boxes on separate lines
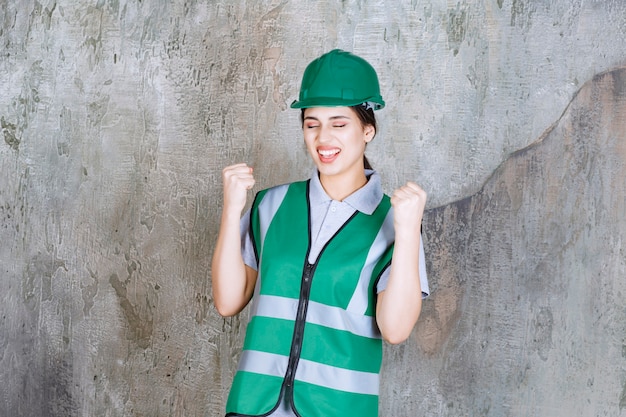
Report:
1,1,625,416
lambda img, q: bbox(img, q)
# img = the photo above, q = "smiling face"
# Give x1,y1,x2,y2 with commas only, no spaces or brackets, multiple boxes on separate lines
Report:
302,106,375,198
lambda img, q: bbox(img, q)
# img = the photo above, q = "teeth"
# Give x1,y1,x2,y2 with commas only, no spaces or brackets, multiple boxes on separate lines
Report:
319,149,340,157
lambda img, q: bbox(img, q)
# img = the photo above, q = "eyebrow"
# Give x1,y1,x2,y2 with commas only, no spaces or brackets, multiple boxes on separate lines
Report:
303,115,352,122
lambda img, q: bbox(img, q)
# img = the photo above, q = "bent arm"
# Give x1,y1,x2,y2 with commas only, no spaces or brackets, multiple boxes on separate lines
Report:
376,181,427,344
211,163,258,317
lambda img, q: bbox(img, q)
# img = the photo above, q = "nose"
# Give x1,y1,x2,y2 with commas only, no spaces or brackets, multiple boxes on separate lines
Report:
318,123,333,144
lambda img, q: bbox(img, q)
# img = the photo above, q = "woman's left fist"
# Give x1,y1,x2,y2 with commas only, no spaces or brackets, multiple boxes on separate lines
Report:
390,182,427,237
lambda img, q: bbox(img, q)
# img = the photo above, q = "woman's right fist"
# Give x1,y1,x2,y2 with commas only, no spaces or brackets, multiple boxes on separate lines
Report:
222,163,255,213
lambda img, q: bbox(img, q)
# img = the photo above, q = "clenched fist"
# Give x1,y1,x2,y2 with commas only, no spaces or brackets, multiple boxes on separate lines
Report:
222,163,256,214
390,182,427,240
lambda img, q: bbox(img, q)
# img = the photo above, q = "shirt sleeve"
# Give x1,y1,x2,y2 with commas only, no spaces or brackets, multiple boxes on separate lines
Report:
375,233,430,298
240,208,258,271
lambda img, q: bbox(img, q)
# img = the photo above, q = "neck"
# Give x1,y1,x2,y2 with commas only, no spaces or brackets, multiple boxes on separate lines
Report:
319,170,368,201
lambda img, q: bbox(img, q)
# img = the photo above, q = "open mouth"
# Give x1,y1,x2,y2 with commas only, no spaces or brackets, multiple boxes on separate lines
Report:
318,148,340,162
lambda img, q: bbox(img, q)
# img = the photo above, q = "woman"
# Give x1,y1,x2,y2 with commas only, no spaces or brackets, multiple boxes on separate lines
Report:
212,49,429,417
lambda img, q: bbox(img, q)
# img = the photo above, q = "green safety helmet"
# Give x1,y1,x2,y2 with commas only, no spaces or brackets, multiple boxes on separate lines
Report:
290,49,385,110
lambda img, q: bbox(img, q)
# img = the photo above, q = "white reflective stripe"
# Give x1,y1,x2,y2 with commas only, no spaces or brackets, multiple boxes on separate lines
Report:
256,183,291,254
295,357,379,396
238,351,380,396
307,300,380,339
238,350,288,377
251,295,380,339
250,184,291,316
346,209,394,315
253,294,298,321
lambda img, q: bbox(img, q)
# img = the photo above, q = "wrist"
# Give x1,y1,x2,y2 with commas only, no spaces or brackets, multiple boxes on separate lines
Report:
394,226,421,243
221,206,244,224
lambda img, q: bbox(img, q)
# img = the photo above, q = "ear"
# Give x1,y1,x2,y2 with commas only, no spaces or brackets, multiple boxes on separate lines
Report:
363,124,376,143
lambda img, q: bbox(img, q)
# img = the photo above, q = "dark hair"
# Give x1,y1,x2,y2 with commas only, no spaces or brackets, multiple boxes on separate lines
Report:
300,104,377,170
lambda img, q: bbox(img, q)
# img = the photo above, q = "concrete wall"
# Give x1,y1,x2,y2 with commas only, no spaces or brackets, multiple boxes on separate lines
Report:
0,1,625,416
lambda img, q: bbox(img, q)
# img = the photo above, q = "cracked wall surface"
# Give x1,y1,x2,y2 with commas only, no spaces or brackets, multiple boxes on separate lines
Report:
1,1,625,416
387,67,626,416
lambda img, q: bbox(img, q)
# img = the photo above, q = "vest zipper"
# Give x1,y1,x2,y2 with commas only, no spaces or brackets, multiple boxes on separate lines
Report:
278,181,360,414
283,261,316,410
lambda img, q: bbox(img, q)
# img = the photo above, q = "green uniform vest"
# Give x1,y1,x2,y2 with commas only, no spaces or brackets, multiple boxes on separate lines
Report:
226,180,394,417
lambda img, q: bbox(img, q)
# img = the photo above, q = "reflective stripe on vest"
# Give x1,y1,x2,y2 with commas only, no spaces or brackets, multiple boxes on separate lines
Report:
226,180,394,417
253,294,380,338
238,350,380,396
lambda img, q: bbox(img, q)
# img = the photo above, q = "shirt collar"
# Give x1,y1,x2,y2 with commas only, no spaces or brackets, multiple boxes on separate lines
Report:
309,169,383,215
